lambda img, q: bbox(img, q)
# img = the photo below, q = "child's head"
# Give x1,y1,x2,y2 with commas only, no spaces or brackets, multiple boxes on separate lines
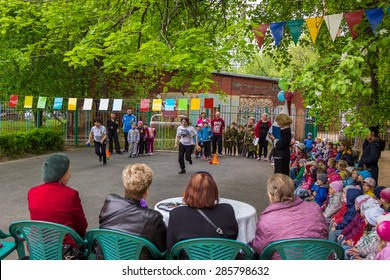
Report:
231,122,236,128
110,112,116,119
357,170,371,182
203,121,209,127
131,123,137,129
138,120,143,127
94,117,102,127
316,173,327,186
250,128,255,134
196,125,202,131
226,125,230,131
315,137,321,144
330,180,343,196
327,141,333,149
362,177,376,193
380,188,390,207
345,166,354,178
143,123,148,128
351,169,359,180
150,122,155,127
355,195,371,211
298,159,306,168
239,125,244,131
328,158,336,168
363,206,384,227
337,160,347,171
307,132,312,139
327,172,342,184
377,213,390,242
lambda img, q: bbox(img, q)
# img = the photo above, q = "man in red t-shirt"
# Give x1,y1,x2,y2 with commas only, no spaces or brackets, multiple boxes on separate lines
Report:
211,112,225,156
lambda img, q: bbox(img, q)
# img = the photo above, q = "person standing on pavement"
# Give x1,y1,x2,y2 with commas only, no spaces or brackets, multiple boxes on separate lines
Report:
255,113,272,161
122,108,137,153
174,117,199,174
358,126,383,184
267,113,292,175
211,111,225,156
107,112,122,154
86,117,108,165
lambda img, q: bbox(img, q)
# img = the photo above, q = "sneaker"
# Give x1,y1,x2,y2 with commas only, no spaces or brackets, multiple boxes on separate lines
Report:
270,162,274,166
150,153,154,155
178,169,186,174
189,159,193,165
201,155,205,159
218,153,223,157
263,158,268,162
256,157,261,161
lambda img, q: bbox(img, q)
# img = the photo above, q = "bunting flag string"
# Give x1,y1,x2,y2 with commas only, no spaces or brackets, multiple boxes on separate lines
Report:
254,7,388,49
324,13,343,42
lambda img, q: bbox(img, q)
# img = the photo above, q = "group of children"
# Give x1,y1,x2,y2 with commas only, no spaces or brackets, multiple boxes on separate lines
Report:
289,134,390,260
126,121,157,158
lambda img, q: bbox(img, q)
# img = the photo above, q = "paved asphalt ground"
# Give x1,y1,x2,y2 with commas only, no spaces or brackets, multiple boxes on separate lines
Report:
0,148,274,259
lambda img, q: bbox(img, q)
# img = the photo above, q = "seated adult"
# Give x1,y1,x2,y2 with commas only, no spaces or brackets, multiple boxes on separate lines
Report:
252,173,328,259
28,153,88,248
167,171,238,251
99,163,166,259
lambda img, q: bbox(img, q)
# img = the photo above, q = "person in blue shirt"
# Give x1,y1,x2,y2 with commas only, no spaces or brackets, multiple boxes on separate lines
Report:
122,108,137,152
201,121,213,160
304,132,314,152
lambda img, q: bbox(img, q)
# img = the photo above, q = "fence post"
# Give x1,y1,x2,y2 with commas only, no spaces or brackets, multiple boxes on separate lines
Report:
74,107,79,146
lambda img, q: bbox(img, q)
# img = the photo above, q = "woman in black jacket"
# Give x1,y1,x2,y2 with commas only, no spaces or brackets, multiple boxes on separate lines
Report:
268,113,292,175
99,163,167,259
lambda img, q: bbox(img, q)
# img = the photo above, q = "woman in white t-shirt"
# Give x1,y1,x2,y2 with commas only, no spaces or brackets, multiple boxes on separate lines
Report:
174,117,199,174
86,117,108,165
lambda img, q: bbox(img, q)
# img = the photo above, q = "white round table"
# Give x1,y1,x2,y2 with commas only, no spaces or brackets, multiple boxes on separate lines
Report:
154,197,257,244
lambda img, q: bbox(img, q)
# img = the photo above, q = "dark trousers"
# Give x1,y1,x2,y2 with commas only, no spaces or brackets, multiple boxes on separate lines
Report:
203,141,211,158
123,131,129,152
212,135,223,155
178,143,194,170
274,158,290,175
107,131,121,153
138,138,146,155
94,140,107,163
258,137,268,158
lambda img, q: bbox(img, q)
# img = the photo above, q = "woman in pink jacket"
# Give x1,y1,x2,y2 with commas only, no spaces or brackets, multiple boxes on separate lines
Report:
252,174,328,259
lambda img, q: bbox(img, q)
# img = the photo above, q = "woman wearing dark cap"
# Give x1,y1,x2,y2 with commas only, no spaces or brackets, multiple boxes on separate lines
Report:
174,117,199,174
28,153,88,248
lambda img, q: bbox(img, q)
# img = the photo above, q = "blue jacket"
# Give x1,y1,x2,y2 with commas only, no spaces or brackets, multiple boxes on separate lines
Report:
336,188,363,230
304,138,314,150
201,127,213,142
122,114,137,132
312,184,329,207
196,130,203,144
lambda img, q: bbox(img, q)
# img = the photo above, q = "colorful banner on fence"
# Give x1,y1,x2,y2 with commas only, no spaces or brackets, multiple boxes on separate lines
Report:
24,96,33,108
9,95,18,107
83,98,93,111
68,98,77,111
140,99,150,112
152,99,162,111
165,99,175,111
99,98,109,111
37,97,47,109
190,98,201,110
204,98,214,109
177,98,188,110
112,99,122,111
53,97,63,110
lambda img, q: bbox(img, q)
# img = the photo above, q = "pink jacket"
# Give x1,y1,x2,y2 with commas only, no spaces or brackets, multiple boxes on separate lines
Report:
252,196,328,259
376,242,390,260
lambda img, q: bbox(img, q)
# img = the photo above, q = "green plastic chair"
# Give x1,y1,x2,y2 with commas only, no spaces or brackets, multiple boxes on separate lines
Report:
0,229,17,260
9,220,88,260
259,238,344,260
168,238,254,260
86,229,166,260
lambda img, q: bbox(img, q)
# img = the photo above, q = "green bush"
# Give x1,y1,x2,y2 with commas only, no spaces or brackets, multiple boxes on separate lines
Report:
0,128,64,158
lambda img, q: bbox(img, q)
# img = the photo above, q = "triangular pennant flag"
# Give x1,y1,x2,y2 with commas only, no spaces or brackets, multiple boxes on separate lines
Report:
269,22,286,47
112,99,122,111
344,10,364,39
24,96,33,108
287,19,304,45
190,98,201,110
204,98,214,109
177,98,188,110
83,98,93,111
165,99,175,111
365,8,385,35
98,98,109,111
53,97,63,110
9,95,18,107
68,98,77,111
152,99,162,111
305,17,323,43
140,99,150,112
324,13,343,41
253,24,269,49
37,97,47,109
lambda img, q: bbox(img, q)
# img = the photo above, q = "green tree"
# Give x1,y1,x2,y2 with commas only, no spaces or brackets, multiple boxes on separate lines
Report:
249,0,390,137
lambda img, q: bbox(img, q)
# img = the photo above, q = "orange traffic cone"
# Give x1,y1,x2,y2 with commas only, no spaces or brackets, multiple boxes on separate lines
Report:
106,149,111,160
209,153,219,165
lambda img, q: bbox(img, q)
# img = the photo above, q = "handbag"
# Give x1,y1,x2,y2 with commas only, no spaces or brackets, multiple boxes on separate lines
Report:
196,209,227,238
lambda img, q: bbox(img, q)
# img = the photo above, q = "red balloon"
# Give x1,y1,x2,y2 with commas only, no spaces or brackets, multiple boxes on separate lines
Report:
284,90,294,101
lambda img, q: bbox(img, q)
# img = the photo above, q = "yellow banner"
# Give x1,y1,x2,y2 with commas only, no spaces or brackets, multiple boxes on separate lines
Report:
24,96,33,108
305,17,323,43
190,98,201,110
68,98,77,111
152,99,162,111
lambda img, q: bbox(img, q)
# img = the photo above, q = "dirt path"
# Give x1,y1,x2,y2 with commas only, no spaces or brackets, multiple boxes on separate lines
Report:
378,150,390,186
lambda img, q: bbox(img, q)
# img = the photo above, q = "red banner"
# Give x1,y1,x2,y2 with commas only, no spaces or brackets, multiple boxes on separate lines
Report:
204,98,214,109
140,99,150,112
344,10,364,39
9,95,18,107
